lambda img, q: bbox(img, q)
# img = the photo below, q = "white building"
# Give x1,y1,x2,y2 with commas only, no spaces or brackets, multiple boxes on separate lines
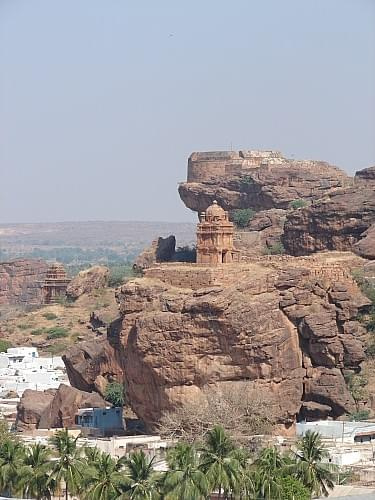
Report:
297,420,375,444
0,347,68,397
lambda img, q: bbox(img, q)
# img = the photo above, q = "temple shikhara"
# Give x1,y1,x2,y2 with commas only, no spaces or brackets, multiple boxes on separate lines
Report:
196,200,239,266
41,263,70,304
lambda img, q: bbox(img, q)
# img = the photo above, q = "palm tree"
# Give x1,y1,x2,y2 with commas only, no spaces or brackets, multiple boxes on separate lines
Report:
294,430,335,497
199,425,242,499
120,450,161,499
82,450,125,500
0,438,26,497
18,443,55,500
163,442,208,499
49,429,84,500
253,447,285,499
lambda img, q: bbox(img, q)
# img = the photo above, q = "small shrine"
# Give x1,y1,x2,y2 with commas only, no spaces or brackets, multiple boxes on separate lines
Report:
196,200,240,266
41,263,70,304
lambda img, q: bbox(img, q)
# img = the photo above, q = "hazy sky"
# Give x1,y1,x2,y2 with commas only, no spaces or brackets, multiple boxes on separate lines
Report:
1,0,374,223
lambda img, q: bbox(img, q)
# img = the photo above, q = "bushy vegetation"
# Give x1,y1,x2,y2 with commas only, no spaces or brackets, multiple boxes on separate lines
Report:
231,208,256,228
239,175,254,190
290,199,308,209
46,327,69,340
0,340,12,353
0,426,336,499
104,382,125,407
30,328,46,336
352,269,375,358
344,372,368,409
108,264,137,288
350,409,370,421
42,312,58,321
264,242,285,255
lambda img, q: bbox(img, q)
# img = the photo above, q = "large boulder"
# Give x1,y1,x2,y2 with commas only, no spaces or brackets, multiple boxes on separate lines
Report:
0,259,48,306
102,254,368,430
66,266,109,299
38,384,108,429
16,388,56,431
354,224,375,260
63,338,123,396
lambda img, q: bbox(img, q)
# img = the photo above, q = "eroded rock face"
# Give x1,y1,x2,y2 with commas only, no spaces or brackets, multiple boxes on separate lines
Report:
16,388,56,431
179,151,349,214
38,384,107,429
354,224,375,260
133,235,176,271
63,338,123,396
109,257,369,428
66,266,110,300
16,384,108,431
0,259,48,306
283,179,375,257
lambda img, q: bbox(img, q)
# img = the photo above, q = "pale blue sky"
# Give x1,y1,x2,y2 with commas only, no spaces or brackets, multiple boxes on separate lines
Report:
1,0,374,223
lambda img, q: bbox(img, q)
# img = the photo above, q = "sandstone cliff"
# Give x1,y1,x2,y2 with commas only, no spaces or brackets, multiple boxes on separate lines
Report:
178,151,350,214
0,259,48,306
64,253,370,430
283,170,375,257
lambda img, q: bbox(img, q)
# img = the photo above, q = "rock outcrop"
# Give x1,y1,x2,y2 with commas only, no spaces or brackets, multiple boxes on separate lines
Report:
133,235,176,271
179,151,350,214
0,259,48,306
283,175,375,257
63,338,123,396
16,384,108,431
64,253,370,430
16,388,56,431
354,224,375,260
66,266,110,300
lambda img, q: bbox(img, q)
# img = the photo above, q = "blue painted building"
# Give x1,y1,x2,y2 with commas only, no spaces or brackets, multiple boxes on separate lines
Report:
76,407,123,434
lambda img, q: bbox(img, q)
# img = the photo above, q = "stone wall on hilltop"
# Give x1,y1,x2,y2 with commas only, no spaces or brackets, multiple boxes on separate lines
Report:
0,259,48,306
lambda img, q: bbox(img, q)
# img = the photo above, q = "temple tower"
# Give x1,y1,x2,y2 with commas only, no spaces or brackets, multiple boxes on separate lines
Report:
42,263,70,304
196,200,239,266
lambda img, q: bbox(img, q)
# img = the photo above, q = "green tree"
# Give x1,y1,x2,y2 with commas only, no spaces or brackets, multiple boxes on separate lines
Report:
0,340,12,353
231,208,255,228
279,476,310,500
120,450,161,499
199,426,242,499
294,430,335,497
253,447,285,499
0,438,26,497
104,381,125,407
19,443,55,500
163,442,208,499
290,199,308,209
49,429,84,500
83,450,125,500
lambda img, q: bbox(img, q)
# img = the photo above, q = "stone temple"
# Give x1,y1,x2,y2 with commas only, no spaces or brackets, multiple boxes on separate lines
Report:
41,263,70,304
196,200,239,266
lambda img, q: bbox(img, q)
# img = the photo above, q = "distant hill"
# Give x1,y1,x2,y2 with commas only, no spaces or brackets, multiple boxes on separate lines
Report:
0,221,196,264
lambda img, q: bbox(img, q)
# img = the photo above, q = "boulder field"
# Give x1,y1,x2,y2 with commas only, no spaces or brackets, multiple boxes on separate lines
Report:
63,253,371,431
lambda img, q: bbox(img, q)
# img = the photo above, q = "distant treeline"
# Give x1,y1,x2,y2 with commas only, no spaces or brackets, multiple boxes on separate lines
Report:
0,246,141,265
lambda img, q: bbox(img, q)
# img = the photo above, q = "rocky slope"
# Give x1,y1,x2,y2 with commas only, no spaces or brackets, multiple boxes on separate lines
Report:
0,259,48,306
64,253,371,431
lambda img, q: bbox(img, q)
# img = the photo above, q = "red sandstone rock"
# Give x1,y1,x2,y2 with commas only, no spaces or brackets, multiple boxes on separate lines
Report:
0,259,48,306
38,384,107,429
110,260,366,428
283,168,375,257
63,338,123,396
16,389,56,431
179,151,349,214
66,265,110,299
